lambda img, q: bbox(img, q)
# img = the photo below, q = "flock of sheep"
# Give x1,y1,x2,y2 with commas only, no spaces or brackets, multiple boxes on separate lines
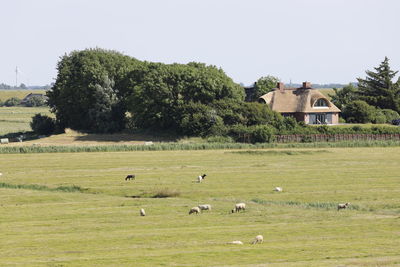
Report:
125,173,352,245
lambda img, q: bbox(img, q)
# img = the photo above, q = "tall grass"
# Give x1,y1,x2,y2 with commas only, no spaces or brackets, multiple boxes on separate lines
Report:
1,140,400,154
0,182,86,193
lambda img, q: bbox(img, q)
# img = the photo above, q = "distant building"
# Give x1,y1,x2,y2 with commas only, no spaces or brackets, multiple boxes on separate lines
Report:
258,82,341,125
21,93,48,105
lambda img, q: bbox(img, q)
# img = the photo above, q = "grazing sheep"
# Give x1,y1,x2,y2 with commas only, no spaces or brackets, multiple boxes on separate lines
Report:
337,202,350,211
252,235,263,244
189,207,201,215
274,187,283,192
125,174,135,181
0,173,2,176
197,174,207,183
198,204,211,211
232,203,246,213
140,208,146,216
227,241,243,245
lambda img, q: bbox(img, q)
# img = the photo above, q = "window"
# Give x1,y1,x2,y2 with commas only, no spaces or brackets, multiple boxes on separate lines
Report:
314,98,328,107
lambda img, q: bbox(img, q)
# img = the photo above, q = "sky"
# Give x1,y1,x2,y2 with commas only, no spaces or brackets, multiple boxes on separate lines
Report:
0,0,399,86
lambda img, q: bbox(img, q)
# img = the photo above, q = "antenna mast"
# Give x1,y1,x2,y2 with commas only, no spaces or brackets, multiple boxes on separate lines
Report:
15,66,18,87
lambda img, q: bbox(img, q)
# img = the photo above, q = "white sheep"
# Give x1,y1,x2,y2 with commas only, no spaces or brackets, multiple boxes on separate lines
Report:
197,174,207,183
337,202,350,211
189,207,201,215
0,172,2,176
252,235,263,244
140,208,146,216
232,203,246,213
227,240,243,245
274,187,283,192
198,204,211,211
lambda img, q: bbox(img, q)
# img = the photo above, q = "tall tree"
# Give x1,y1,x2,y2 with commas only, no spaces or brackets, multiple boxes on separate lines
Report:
47,48,140,132
357,57,400,112
329,83,358,110
254,75,280,98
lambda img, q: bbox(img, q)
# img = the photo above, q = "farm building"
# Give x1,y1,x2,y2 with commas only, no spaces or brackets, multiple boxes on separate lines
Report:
258,82,341,124
21,93,48,105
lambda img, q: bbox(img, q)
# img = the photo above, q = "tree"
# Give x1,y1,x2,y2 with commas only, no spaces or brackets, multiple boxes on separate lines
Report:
47,48,140,132
254,75,280,98
329,83,358,110
357,57,400,113
126,62,245,131
30,114,56,135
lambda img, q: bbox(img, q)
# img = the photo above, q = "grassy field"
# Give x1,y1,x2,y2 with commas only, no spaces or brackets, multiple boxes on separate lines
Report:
0,106,52,135
0,90,47,102
1,147,400,266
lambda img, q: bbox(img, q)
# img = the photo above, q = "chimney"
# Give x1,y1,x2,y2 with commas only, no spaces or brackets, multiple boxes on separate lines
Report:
302,82,311,89
277,82,285,92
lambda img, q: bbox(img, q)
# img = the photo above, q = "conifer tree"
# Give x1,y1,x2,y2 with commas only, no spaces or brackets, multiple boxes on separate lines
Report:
357,57,400,112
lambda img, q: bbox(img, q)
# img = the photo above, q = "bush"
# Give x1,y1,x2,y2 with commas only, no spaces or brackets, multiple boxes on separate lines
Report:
342,100,378,123
251,125,275,143
30,114,56,135
24,96,47,107
380,109,400,123
207,135,234,143
4,97,21,107
373,110,387,124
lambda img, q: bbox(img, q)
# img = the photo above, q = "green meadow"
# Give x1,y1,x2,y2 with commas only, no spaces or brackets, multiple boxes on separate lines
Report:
0,106,52,135
1,147,400,266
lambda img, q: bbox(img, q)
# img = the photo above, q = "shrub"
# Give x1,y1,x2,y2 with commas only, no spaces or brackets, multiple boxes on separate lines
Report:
4,97,21,107
342,100,378,123
251,125,275,143
380,109,400,123
30,114,56,135
373,110,387,124
24,96,47,107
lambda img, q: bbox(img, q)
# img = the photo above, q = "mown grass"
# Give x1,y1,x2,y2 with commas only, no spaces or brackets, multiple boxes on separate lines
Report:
0,106,52,135
1,147,400,266
0,89,46,102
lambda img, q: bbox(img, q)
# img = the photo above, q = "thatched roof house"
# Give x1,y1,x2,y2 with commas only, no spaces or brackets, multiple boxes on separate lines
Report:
258,82,340,124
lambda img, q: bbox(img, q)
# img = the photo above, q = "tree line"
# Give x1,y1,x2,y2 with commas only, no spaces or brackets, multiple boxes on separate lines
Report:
32,49,400,141
330,57,400,124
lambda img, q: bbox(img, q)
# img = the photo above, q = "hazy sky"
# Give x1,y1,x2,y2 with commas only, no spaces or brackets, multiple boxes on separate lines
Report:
1,0,399,86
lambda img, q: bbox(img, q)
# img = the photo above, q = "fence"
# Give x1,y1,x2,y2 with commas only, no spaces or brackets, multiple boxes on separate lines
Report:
274,134,400,143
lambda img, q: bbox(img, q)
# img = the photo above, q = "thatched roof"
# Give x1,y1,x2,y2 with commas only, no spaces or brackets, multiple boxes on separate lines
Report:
259,87,340,113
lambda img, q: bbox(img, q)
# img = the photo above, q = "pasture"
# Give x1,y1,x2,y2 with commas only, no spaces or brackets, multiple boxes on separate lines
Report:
0,106,52,135
1,147,400,266
0,90,46,102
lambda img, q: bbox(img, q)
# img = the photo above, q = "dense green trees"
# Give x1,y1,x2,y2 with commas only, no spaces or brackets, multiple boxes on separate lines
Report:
254,75,280,98
357,57,400,113
47,49,261,136
332,58,400,124
47,48,140,132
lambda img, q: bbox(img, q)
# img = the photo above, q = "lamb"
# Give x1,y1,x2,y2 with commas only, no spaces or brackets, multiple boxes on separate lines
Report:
198,204,211,211
274,187,283,192
197,174,207,183
252,235,263,244
189,207,201,215
125,174,135,181
232,203,246,213
227,241,243,245
140,208,146,216
337,202,350,211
